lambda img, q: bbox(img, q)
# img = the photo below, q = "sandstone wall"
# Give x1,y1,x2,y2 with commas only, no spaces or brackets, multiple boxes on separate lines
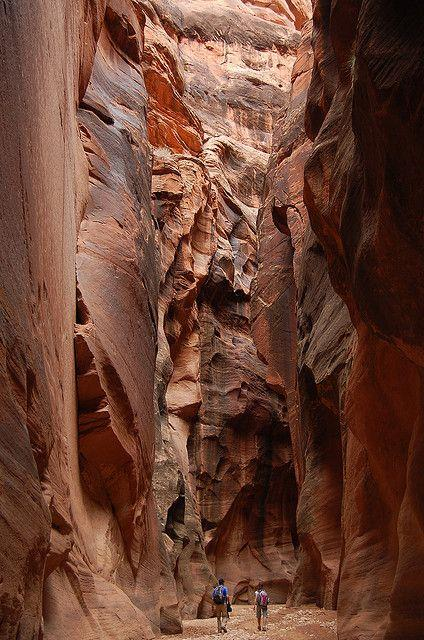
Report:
303,2,424,638
253,2,423,640
252,17,353,612
255,1,424,638
0,1,99,636
0,0,311,636
4,1,421,639
73,3,161,638
142,0,311,617
0,2,160,638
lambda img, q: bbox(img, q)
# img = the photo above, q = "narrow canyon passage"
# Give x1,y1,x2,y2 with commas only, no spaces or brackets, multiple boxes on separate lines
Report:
0,1,423,640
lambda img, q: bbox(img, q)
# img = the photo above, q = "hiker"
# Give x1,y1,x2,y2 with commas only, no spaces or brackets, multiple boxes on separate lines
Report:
253,583,270,631
212,578,229,634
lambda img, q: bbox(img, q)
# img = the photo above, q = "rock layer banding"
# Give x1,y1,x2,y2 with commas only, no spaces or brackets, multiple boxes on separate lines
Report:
0,0,308,637
303,2,424,638
144,0,310,618
1,1,423,639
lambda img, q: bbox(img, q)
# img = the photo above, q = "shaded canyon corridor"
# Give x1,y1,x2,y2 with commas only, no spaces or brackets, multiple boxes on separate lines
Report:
0,1,423,639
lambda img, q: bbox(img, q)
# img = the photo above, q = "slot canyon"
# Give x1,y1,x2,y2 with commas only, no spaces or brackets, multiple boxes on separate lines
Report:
0,0,423,639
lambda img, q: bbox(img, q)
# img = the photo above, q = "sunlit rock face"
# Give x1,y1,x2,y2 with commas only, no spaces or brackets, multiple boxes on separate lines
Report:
140,0,311,623
74,3,161,639
302,1,424,638
0,1,159,638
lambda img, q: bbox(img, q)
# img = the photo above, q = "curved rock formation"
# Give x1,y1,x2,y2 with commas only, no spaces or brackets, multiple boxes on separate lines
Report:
0,0,310,636
255,4,424,638
0,1,104,637
252,17,352,612
3,0,422,639
303,2,424,638
73,3,161,638
143,0,310,618
1,2,160,638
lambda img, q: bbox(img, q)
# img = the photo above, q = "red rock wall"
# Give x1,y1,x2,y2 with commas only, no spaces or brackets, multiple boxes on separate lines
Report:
5,1,422,638
0,2,160,638
253,19,349,611
0,1,101,636
0,0,311,636
142,0,311,615
303,1,424,638
255,0,424,637
73,3,161,638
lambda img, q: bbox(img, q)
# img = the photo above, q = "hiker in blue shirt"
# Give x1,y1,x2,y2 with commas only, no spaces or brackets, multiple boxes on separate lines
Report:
212,578,229,633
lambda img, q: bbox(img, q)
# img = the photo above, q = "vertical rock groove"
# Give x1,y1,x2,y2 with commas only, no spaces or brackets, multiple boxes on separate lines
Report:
301,2,424,638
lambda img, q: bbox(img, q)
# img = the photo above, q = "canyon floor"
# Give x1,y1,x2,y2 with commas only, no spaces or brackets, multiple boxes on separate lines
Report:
181,605,337,640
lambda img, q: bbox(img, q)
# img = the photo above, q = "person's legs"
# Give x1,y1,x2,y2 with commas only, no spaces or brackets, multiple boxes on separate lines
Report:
216,607,222,633
216,605,227,633
262,608,268,631
256,605,261,630
221,605,228,632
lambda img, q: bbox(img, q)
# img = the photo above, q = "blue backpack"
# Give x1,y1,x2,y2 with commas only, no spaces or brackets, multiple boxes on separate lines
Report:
212,585,225,604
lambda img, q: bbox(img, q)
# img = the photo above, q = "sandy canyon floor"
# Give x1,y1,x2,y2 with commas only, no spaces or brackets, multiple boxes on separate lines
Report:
181,605,337,640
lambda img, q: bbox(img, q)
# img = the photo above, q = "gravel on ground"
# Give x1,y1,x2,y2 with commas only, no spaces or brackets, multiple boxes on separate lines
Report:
181,604,337,640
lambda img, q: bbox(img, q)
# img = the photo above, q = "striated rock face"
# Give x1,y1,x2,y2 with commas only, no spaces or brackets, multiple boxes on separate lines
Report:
0,1,160,638
256,3,424,638
0,1,101,637
256,23,353,612
72,3,161,638
254,18,351,611
0,0,310,636
142,0,311,621
245,0,424,637
4,0,423,639
252,21,314,483
293,226,352,610
303,2,424,638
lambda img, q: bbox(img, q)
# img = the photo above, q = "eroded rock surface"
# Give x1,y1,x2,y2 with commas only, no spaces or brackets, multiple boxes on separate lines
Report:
143,0,311,620
3,0,422,639
0,0,310,636
0,1,101,637
255,5,424,638
72,3,160,638
303,2,424,638
253,19,352,612
1,2,159,638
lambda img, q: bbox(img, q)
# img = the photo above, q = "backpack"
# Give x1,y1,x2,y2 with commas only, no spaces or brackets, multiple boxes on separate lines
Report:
257,590,269,608
212,585,225,605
